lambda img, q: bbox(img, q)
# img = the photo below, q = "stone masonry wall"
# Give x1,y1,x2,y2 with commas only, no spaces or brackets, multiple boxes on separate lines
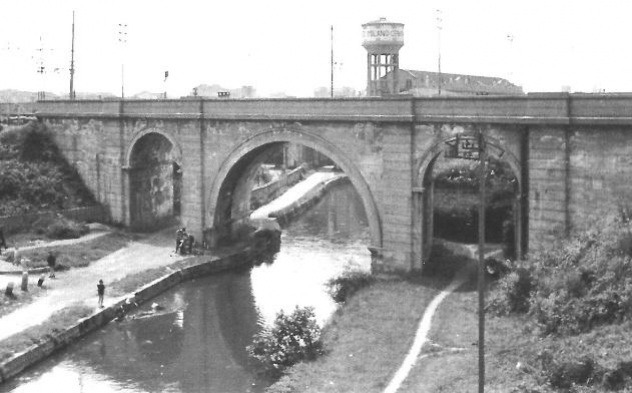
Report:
528,126,568,249
568,127,632,229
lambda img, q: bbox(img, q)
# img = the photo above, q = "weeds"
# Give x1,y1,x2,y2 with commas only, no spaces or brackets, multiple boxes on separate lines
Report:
248,306,324,379
326,269,375,304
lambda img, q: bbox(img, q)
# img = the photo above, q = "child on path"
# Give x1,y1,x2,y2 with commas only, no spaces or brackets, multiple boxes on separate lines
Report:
47,251,56,278
97,279,105,308
12,246,21,267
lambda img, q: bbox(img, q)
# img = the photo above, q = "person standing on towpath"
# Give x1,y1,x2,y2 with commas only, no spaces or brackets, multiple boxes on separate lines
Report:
97,279,105,308
47,251,56,278
0,226,7,255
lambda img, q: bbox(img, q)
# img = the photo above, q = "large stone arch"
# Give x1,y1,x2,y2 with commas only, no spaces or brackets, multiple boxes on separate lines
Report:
412,129,525,269
123,126,184,230
206,126,382,251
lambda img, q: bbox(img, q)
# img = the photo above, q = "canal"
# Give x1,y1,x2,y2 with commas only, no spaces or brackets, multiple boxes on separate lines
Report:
0,182,371,393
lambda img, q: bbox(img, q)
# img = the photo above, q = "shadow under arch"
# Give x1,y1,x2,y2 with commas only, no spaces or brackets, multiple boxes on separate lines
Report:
123,128,184,230
206,127,382,252
124,127,183,168
412,131,525,270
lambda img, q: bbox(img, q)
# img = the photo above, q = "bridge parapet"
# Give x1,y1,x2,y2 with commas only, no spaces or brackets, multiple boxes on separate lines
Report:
569,93,632,124
122,100,201,118
20,94,632,125
413,93,632,125
202,98,413,122
35,100,120,118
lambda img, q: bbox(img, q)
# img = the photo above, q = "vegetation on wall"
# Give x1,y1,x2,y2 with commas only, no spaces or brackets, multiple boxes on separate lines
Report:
0,122,95,217
487,212,632,390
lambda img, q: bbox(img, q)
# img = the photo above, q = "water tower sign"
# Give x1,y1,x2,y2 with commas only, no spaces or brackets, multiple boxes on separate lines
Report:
362,18,404,96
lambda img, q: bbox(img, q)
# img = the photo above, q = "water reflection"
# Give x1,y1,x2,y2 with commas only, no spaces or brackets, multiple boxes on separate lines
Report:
1,182,370,393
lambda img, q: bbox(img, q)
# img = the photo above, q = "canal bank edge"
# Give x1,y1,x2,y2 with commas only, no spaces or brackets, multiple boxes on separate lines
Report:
0,246,257,384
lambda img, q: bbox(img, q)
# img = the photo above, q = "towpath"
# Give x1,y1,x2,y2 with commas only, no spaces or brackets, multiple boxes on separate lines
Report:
0,228,186,342
250,171,339,220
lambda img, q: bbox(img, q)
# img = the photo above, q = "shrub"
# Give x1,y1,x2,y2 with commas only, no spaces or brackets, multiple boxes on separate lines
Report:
326,269,375,303
247,306,324,378
0,122,96,215
488,266,533,315
489,216,632,335
33,215,89,239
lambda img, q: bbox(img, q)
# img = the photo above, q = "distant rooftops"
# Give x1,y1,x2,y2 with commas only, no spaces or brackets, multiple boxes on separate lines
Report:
395,69,524,96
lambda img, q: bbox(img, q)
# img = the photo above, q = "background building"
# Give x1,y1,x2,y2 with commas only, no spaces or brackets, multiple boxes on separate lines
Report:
385,69,523,96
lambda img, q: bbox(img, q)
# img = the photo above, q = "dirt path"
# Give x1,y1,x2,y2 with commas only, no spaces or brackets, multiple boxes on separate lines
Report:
382,267,469,393
0,229,185,342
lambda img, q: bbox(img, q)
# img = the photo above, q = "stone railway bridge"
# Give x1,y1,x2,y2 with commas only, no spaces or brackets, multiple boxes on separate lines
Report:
3,94,632,272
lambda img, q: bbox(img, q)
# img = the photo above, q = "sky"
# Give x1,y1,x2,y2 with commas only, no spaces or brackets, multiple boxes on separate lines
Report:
1,0,632,98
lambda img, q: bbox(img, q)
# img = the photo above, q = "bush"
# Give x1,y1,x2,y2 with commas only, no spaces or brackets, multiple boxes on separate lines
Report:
535,350,632,390
247,306,324,378
33,215,89,239
488,266,533,315
0,122,96,216
489,216,632,335
326,269,375,303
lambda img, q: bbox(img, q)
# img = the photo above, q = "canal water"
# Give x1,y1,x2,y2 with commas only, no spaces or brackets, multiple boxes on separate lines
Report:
0,182,371,393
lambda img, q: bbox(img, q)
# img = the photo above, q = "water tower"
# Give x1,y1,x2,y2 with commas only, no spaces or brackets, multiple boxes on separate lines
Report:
362,17,404,96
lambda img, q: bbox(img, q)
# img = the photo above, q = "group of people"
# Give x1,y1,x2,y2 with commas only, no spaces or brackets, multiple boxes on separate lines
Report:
175,227,195,255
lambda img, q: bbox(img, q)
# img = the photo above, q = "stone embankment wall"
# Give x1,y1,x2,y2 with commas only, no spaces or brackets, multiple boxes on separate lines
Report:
251,165,305,209
270,175,349,227
0,247,255,383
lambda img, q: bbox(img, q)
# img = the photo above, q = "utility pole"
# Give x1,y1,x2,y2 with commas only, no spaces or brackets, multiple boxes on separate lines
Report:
69,11,76,100
36,36,46,101
436,9,443,96
164,70,169,99
118,23,127,99
477,128,487,393
330,25,334,98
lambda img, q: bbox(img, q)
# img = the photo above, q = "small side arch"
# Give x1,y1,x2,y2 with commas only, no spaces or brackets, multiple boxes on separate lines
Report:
124,127,183,169
206,126,383,251
123,126,184,230
412,131,525,269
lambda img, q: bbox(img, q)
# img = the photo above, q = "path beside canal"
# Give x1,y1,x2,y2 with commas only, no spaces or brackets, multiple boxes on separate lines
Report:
251,171,340,221
0,170,345,344
0,228,187,342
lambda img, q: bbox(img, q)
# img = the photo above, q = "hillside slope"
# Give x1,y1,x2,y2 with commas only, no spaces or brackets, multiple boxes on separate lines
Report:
0,122,95,217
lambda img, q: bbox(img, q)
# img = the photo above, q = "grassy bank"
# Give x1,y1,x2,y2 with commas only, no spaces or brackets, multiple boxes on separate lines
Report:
21,232,132,269
268,220,632,392
0,231,133,319
267,247,470,393
0,303,93,362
